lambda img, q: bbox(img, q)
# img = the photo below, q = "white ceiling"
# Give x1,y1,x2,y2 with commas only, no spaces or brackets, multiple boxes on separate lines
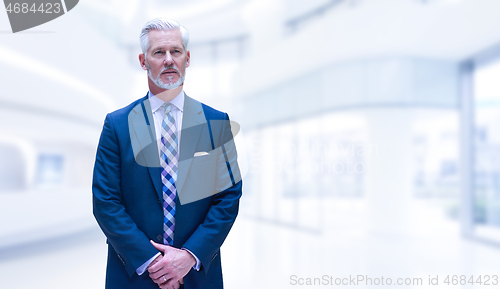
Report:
235,0,500,96
1,0,500,142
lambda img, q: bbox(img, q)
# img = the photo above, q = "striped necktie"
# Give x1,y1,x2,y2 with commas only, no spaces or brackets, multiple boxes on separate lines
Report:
160,103,178,245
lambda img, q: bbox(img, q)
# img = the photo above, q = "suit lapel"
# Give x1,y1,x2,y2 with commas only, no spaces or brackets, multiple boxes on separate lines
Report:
128,97,163,200
177,94,206,196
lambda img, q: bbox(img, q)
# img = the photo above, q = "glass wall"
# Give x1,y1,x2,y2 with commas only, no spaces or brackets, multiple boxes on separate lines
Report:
241,107,461,234
473,58,500,240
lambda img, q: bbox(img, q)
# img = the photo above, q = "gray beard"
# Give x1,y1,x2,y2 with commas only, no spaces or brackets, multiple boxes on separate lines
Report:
146,61,185,90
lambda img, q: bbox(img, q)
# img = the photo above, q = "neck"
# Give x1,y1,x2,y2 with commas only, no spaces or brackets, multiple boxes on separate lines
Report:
148,78,183,102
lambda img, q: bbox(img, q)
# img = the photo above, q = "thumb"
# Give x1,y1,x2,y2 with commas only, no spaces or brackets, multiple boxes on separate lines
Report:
150,240,167,252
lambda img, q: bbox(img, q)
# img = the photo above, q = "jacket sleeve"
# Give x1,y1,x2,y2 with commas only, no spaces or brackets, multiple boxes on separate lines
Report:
181,113,242,274
92,113,159,277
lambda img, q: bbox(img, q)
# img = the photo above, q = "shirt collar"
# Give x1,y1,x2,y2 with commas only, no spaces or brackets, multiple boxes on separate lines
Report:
148,89,185,113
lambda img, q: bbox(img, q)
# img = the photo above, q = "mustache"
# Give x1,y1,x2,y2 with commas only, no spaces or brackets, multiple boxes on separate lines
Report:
160,66,181,74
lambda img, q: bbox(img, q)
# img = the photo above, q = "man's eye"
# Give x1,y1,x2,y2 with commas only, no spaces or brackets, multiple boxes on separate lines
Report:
155,51,163,55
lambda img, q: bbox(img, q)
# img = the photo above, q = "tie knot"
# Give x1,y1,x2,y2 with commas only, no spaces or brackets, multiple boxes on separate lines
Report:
163,103,173,114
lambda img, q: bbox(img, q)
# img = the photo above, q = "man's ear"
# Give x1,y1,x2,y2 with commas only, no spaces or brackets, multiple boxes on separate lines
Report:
139,53,148,70
185,50,190,68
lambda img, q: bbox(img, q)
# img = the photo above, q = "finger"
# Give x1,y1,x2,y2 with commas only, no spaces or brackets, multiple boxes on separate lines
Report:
166,278,180,289
162,245,177,256
150,240,168,252
151,272,170,285
149,271,159,281
151,277,164,286
148,262,162,273
149,257,169,273
179,277,184,284
150,268,169,280
150,259,177,276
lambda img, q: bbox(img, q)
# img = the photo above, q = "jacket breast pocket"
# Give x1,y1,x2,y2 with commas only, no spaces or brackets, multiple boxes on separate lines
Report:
191,151,217,165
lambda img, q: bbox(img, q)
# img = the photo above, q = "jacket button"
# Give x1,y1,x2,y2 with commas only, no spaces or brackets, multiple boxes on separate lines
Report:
157,235,162,242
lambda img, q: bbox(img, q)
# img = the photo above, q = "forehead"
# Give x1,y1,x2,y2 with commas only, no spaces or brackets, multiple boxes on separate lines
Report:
148,29,183,51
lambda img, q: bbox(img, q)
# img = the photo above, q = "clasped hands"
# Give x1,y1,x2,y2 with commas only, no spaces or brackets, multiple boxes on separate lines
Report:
148,240,196,289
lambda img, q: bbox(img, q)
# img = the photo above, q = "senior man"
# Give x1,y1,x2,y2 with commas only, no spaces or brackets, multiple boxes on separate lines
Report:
92,18,242,289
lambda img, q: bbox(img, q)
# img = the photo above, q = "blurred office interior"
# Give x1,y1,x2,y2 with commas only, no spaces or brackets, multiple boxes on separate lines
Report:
2,0,500,288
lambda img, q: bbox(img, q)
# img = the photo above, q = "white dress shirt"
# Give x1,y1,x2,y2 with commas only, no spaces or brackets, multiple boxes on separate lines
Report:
136,90,201,275
149,90,184,155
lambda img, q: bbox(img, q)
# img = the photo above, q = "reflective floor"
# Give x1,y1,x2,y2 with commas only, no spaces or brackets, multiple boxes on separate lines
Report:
2,195,500,289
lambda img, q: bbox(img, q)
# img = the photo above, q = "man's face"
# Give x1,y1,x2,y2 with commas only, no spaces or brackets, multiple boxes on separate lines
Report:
140,29,190,90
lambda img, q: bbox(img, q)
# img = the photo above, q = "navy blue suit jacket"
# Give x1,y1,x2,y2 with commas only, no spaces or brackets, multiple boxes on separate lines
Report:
92,93,242,289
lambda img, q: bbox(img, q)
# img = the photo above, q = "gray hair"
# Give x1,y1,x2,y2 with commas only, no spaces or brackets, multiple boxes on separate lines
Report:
139,18,190,54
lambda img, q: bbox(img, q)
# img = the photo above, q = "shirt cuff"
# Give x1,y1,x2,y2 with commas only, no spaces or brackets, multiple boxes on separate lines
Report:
136,252,162,275
181,248,201,271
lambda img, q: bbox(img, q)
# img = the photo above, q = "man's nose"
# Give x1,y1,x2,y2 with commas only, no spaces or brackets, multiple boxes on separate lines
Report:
164,52,174,66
